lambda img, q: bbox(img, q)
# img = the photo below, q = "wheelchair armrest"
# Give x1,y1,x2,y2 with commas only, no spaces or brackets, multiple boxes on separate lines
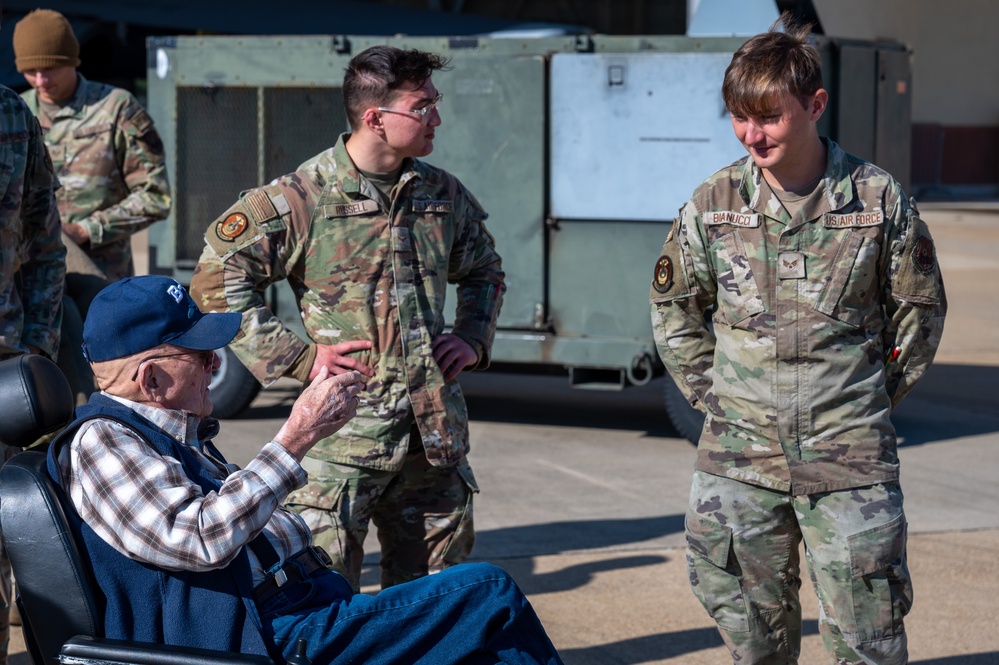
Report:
59,635,276,665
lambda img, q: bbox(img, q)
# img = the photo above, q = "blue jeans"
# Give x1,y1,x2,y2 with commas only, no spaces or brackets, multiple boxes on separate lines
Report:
259,562,563,665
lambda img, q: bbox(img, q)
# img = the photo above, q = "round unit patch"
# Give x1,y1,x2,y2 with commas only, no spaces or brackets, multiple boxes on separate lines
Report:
216,212,249,242
912,235,936,273
652,255,674,293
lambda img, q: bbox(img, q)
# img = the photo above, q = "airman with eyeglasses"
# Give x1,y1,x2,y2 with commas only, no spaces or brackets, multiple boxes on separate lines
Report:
376,91,443,124
191,45,506,595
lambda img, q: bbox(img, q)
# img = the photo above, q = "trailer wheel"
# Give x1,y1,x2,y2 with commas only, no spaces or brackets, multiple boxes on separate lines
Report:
663,375,705,445
208,346,261,419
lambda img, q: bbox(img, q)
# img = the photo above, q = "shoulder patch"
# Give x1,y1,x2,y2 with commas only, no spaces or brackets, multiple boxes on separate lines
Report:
652,255,674,293
649,219,693,302
204,201,264,259
216,212,249,241
892,213,943,305
131,108,153,134
912,235,936,273
243,189,279,223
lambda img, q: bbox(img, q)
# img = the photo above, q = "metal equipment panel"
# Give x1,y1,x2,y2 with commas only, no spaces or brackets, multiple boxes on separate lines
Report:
549,52,743,222
175,86,258,266
835,44,877,165
431,55,547,330
876,48,913,192
263,87,346,183
549,219,666,343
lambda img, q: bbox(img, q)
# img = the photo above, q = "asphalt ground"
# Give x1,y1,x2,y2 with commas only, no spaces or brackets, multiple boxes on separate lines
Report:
10,204,999,664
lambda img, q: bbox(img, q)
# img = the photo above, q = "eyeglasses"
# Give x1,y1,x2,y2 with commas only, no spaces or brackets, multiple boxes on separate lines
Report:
131,349,216,382
376,92,443,124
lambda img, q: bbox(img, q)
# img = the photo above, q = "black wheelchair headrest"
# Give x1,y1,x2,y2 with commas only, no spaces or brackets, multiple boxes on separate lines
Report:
0,354,74,448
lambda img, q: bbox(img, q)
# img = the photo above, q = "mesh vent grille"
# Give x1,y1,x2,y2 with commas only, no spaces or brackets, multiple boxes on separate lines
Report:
175,87,258,265
174,86,344,265
264,87,346,180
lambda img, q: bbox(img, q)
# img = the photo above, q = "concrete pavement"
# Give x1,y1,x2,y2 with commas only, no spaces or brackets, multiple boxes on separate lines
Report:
9,205,999,664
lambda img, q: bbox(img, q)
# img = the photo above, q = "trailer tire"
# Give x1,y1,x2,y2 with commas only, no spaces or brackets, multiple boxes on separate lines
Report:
208,346,262,419
663,375,705,445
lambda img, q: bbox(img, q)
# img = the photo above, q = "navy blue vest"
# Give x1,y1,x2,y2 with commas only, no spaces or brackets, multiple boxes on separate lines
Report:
47,393,271,656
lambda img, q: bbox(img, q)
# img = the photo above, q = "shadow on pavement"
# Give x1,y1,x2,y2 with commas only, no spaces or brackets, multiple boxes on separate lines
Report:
895,364,999,447
474,514,686,558
498,554,670,596
552,620,819,663
461,371,678,439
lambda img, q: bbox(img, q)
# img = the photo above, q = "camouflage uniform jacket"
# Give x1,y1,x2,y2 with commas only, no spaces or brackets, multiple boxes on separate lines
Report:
0,85,65,360
22,75,171,280
650,140,946,495
192,134,505,472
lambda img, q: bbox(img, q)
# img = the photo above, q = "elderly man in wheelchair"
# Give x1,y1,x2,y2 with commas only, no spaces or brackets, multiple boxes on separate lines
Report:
0,275,563,665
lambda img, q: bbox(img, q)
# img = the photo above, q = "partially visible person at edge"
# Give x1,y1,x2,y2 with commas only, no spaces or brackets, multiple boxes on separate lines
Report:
13,8,171,404
48,275,561,665
0,77,65,664
649,14,946,665
190,46,505,592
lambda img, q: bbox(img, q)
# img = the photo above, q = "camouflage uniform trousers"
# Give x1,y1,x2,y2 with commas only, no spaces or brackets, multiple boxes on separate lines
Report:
685,470,911,665
286,428,478,592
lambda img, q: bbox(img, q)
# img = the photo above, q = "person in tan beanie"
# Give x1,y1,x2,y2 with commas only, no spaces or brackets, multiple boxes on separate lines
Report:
13,7,173,409
13,7,171,284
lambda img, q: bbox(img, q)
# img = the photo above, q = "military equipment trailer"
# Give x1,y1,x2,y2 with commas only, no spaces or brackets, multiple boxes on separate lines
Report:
144,33,911,441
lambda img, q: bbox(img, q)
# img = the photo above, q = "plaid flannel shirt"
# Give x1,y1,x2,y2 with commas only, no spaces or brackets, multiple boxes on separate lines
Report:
55,393,312,584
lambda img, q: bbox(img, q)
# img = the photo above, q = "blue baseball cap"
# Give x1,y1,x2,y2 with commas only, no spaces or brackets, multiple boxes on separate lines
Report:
82,276,242,363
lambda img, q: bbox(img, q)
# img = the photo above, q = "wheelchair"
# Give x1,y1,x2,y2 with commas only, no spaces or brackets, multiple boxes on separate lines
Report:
0,353,284,665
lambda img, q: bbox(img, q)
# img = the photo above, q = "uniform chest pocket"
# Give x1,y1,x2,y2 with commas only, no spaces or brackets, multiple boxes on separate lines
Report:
310,215,390,289
71,122,114,139
712,231,765,327
410,214,452,279
814,230,881,328
62,123,116,178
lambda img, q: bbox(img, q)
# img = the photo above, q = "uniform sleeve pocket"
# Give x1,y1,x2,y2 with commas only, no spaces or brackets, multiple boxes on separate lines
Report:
892,213,943,306
649,221,694,304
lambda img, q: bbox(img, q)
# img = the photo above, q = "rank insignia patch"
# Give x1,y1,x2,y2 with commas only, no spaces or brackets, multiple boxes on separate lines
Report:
217,212,248,242
913,235,936,273
778,251,806,280
652,255,674,293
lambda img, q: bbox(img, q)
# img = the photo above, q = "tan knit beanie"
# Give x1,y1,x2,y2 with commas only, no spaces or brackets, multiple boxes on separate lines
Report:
13,9,81,73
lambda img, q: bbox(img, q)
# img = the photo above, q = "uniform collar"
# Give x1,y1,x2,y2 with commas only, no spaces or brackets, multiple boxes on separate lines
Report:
331,132,422,200
738,138,858,226
28,73,92,120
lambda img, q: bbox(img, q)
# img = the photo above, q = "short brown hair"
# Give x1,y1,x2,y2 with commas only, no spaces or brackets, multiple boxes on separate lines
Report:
342,46,450,129
722,13,822,117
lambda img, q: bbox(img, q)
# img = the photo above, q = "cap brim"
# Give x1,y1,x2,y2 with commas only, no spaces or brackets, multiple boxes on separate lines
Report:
169,311,242,351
